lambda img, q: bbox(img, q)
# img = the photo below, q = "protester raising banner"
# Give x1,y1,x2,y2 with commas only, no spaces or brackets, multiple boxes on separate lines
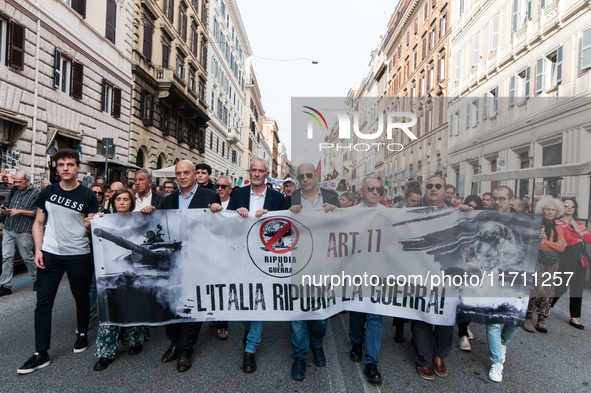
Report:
91,208,542,327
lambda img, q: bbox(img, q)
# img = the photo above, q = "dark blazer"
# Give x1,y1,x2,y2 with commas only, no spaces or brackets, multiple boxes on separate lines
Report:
290,188,341,208
151,192,164,209
227,185,287,212
162,185,221,209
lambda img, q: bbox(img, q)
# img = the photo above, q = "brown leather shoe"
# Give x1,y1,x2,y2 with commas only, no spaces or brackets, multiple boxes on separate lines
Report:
177,356,191,372
417,366,434,380
432,356,448,377
161,345,177,363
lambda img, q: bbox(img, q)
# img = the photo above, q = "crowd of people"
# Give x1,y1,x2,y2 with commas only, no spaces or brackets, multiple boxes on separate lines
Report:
2,148,589,385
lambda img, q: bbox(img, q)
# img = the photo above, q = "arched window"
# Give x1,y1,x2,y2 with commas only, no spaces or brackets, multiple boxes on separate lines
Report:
136,149,145,168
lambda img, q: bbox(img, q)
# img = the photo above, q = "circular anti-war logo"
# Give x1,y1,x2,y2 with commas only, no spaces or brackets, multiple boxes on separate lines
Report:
247,216,313,278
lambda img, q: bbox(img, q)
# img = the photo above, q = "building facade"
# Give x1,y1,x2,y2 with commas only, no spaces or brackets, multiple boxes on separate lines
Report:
1,0,134,184
241,59,264,178
448,0,591,216
262,116,279,177
205,0,251,184
380,0,452,195
130,0,210,181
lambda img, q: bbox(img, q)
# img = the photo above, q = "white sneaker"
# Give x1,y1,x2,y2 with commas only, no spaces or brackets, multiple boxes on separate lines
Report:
489,363,503,382
467,326,473,340
459,336,471,351
501,344,507,364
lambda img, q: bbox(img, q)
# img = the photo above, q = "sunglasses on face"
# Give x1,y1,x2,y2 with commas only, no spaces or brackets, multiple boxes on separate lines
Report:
363,186,384,194
215,184,229,189
93,191,104,196
564,204,575,208
492,197,508,202
297,173,314,181
426,183,443,190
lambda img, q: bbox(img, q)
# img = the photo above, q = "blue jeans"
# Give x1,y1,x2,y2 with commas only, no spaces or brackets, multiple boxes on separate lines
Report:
291,320,327,360
349,312,382,366
242,321,264,353
486,324,519,364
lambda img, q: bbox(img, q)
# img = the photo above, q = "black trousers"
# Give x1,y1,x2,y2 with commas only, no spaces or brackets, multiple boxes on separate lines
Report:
35,251,93,352
166,322,203,357
411,320,453,367
458,322,470,338
553,250,586,318
392,317,404,329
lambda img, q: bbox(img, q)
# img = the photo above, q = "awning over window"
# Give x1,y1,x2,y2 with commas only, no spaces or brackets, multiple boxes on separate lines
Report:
472,162,591,182
85,155,141,170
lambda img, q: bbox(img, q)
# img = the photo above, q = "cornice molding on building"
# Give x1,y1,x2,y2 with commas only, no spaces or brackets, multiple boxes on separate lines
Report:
226,0,253,56
132,63,159,87
139,0,160,21
384,0,422,57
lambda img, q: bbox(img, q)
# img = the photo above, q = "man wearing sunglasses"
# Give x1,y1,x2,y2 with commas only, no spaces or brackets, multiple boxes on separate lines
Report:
215,175,232,211
410,176,472,381
347,177,387,384
227,158,287,374
289,163,340,214
287,164,339,381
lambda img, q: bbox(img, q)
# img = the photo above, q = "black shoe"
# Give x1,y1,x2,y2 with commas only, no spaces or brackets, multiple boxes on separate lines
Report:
311,346,326,367
394,328,404,343
364,363,382,384
243,330,250,349
0,286,12,297
569,320,585,330
128,345,143,356
349,343,363,362
242,352,257,373
17,353,50,374
33,282,37,291
74,333,88,353
291,358,306,380
93,357,114,371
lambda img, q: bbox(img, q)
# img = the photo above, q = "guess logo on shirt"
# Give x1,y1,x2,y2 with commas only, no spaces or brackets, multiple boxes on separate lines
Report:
49,194,84,211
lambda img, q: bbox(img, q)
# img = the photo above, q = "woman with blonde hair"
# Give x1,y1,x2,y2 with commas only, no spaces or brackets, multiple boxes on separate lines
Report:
524,196,567,333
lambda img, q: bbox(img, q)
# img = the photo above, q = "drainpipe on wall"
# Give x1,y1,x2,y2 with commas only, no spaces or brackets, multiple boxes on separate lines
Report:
30,0,41,177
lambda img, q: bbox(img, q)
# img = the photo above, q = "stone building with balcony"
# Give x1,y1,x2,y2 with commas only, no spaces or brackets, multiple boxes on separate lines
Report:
448,0,591,216
0,0,135,184
262,116,279,178
379,0,452,194
241,59,265,179
130,0,210,179
204,0,250,184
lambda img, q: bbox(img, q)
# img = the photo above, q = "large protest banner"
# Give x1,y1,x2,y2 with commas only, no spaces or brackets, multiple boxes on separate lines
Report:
91,208,542,327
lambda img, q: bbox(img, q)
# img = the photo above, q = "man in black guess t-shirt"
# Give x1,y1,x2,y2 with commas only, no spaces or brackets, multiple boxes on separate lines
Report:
17,149,99,375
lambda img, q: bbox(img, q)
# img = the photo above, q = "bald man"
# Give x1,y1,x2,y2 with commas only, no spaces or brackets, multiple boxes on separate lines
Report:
156,160,221,372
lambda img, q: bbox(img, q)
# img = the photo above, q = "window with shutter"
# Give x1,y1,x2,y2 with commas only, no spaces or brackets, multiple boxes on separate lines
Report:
72,0,87,19
143,24,153,61
0,17,7,66
490,14,499,50
556,45,563,84
493,86,499,114
582,28,591,70
525,66,530,99
465,104,470,128
472,33,480,66
9,21,25,70
439,11,447,39
512,0,519,33
535,58,544,93
509,75,516,106
54,48,62,89
482,92,488,119
105,0,116,44
162,44,169,68
113,87,121,118
72,61,84,99
101,79,107,112
168,0,175,23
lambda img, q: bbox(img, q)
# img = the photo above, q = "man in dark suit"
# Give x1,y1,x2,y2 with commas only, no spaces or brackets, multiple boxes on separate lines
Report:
156,160,221,372
227,158,287,373
289,163,340,213
133,169,163,213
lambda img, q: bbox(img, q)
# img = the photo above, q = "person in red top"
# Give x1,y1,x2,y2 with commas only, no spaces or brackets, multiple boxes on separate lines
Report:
524,196,567,333
553,197,591,329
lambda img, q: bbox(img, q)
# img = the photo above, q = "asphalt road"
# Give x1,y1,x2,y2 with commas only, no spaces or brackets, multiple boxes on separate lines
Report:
1,265,590,392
